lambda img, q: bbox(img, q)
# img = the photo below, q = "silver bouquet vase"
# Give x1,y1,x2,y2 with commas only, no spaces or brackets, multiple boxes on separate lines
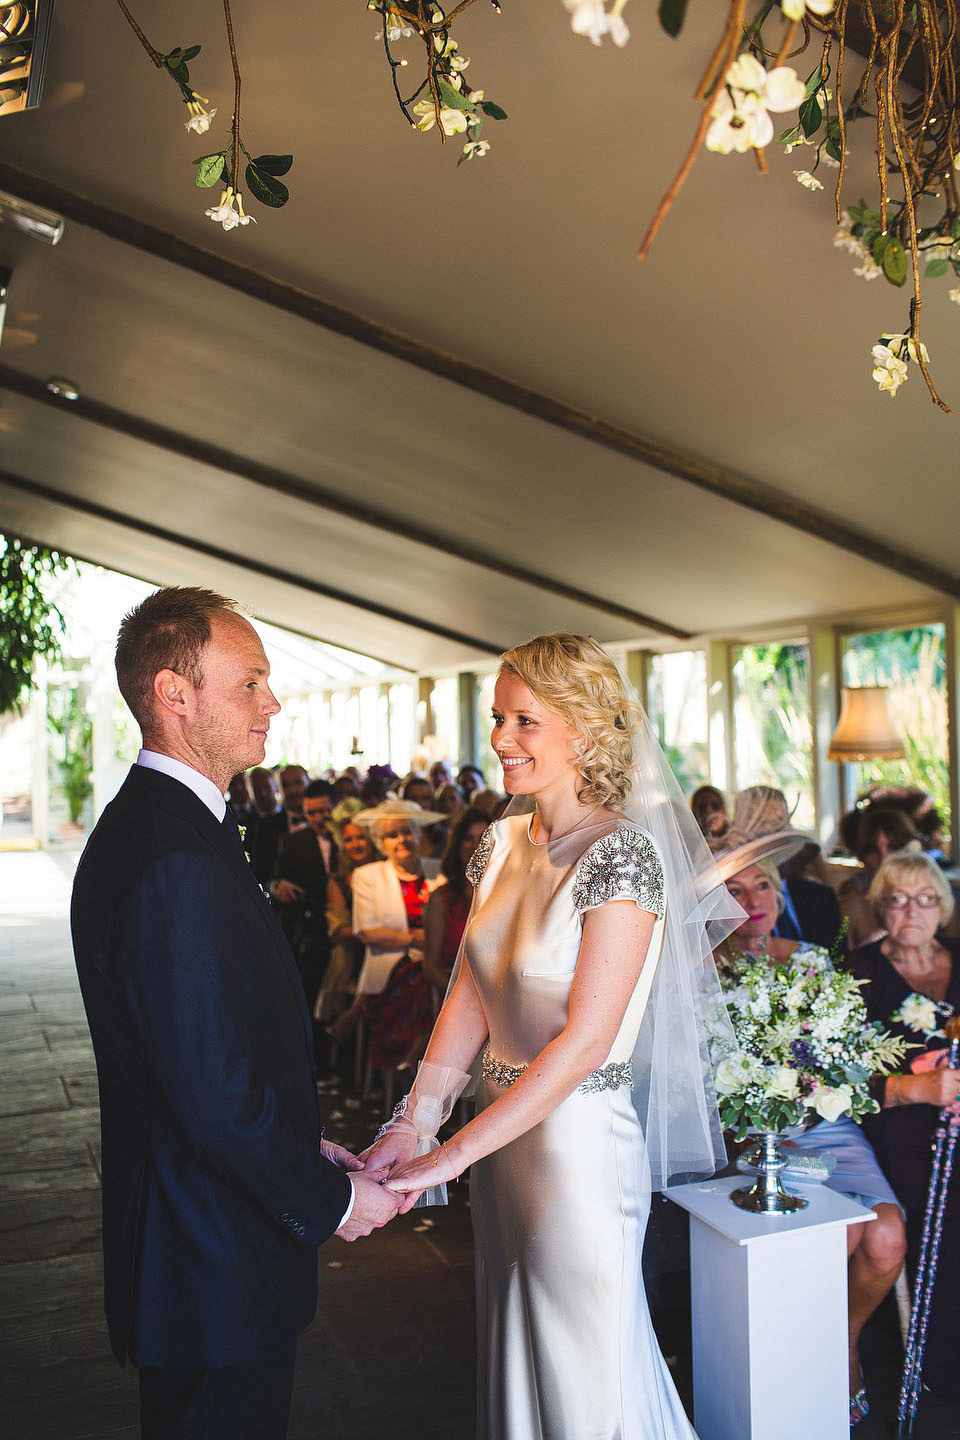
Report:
731,1131,809,1215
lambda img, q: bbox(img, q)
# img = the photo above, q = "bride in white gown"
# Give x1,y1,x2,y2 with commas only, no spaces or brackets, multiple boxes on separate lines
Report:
364,634,740,1440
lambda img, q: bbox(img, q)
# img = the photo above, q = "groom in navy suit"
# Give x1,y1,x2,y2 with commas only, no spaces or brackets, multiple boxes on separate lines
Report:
71,587,398,1439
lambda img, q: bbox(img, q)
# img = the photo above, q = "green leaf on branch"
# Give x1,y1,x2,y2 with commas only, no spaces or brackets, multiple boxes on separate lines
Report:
479,100,507,120
803,63,823,98
825,136,842,162
437,78,474,112
181,45,201,62
251,154,294,177
798,95,822,138
194,153,226,188
658,0,689,38
881,236,908,286
245,163,289,208
925,256,950,277
777,124,801,146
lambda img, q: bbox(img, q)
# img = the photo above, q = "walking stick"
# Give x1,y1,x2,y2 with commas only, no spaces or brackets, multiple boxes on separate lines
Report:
896,1018,960,1439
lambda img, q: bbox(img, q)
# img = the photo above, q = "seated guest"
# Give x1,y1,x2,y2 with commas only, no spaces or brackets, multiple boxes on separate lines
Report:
456,764,484,800
731,785,845,951
850,851,960,1404
690,783,728,841
332,771,360,802
429,759,453,791
252,763,310,885
422,806,488,996
426,782,465,859
714,828,906,1426
838,807,921,948
248,765,280,818
318,806,378,1031
338,799,443,1070
399,776,438,856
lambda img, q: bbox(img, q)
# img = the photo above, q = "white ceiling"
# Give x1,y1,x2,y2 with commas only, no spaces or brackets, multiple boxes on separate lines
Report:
0,1,956,674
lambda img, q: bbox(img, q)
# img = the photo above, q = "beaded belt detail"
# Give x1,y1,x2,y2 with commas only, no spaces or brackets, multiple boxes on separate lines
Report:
481,1045,633,1096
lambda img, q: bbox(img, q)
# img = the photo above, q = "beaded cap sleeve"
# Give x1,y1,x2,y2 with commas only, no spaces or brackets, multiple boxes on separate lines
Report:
572,827,665,916
465,824,495,887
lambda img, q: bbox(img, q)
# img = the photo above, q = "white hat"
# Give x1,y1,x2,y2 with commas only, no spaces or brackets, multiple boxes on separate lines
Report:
353,798,446,831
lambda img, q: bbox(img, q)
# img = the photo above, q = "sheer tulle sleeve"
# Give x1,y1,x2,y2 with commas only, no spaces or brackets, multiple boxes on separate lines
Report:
572,828,665,917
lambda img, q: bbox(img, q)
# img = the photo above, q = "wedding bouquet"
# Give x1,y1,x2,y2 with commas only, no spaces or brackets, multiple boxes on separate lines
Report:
711,946,908,1142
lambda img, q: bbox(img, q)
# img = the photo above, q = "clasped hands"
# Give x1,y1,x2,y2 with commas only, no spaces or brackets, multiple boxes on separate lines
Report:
325,1127,458,1243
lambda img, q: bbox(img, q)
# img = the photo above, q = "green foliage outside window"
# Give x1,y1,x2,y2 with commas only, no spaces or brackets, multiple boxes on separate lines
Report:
0,534,73,718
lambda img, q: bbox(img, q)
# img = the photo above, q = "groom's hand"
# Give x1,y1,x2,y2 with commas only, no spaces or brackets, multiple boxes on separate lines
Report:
320,1137,364,1172
335,1173,400,1242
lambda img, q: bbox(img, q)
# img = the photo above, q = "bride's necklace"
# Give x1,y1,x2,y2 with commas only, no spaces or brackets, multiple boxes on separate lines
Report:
534,803,603,844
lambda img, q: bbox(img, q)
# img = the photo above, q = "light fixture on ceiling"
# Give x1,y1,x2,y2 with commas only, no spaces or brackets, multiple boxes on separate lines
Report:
827,686,906,763
0,188,63,244
45,375,79,400
0,1,54,117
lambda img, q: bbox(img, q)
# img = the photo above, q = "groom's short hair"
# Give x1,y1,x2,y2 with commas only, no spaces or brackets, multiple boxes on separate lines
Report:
116,586,239,730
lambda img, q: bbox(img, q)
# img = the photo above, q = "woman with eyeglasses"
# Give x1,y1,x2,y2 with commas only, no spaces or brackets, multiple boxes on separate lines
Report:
851,849,960,1404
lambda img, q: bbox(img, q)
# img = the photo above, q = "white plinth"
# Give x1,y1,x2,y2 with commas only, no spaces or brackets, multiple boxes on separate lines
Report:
667,1176,875,1440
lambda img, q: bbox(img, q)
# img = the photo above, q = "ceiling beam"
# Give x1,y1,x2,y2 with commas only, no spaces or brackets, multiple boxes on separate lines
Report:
0,468,505,657
0,362,689,638
0,163,957,601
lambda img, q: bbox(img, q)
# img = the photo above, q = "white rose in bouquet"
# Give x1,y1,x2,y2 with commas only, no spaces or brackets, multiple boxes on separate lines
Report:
767,1065,800,1100
807,1082,854,1123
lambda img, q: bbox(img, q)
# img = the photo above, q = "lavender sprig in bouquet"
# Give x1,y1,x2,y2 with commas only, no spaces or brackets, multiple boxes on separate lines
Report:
711,945,908,1142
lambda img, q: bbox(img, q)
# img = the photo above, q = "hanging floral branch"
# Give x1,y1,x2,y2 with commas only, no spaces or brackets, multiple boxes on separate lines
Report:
628,0,959,410
113,0,216,133
113,0,293,232
368,1,508,162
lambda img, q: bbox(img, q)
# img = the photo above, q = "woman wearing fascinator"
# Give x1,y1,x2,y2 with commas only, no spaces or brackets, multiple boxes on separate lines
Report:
711,821,906,1427
361,633,743,1440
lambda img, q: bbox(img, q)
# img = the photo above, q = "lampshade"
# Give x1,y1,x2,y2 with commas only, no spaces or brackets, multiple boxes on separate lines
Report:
827,686,905,763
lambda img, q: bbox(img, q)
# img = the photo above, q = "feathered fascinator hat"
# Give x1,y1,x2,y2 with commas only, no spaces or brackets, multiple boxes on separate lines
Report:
710,785,816,883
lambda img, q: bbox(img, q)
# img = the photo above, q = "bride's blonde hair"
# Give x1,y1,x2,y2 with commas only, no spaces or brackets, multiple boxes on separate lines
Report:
498,633,639,810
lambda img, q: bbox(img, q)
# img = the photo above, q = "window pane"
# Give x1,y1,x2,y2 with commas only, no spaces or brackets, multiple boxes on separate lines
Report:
732,643,814,830
646,651,708,797
841,624,949,851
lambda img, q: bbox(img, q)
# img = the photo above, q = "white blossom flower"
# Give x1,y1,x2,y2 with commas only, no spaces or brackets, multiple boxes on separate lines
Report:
950,287,960,305
871,344,909,396
462,139,491,159
184,94,216,135
854,255,882,280
564,0,630,47
450,53,471,72
882,332,929,364
204,187,255,231
781,0,834,15
794,169,823,190
706,57,806,154
412,99,469,136
806,1082,853,1122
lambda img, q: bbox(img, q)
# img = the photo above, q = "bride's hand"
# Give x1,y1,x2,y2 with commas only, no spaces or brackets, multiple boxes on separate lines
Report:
386,1143,457,1213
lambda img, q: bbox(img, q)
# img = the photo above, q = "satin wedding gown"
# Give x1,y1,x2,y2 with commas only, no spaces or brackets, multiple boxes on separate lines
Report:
464,813,697,1440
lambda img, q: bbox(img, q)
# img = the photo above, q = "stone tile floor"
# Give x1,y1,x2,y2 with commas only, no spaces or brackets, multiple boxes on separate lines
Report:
1,846,958,1439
